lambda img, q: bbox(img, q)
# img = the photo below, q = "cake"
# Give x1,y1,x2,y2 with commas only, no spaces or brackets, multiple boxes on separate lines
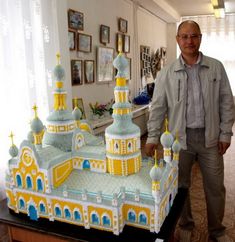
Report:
5,53,180,235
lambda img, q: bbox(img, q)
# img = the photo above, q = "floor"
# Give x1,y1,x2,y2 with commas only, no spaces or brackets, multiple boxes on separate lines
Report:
0,126,234,242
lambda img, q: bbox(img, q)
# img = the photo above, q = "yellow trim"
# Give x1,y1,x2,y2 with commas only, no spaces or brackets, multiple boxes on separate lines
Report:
56,81,63,89
113,108,130,115
116,77,126,87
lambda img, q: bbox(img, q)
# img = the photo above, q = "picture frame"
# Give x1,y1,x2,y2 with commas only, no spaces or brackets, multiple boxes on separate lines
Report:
116,33,123,53
100,25,110,45
123,34,130,53
71,60,83,86
97,46,114,83
68,9,84,31
84,60,95,84
68,30,76,51
72,98,86,119
118,18,128,33
77,33,92,53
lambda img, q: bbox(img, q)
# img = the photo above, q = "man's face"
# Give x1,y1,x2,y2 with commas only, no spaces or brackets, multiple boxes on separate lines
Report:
176,23,202,57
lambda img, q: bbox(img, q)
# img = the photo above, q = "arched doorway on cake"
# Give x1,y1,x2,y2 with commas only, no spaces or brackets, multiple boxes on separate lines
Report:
28,204,38,221
82,159,90,170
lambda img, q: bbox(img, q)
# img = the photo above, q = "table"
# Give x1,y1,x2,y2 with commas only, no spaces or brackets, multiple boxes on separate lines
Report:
0,188,187,242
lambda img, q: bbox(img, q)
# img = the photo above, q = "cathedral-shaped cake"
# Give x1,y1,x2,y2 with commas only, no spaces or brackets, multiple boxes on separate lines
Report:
5,53,180,235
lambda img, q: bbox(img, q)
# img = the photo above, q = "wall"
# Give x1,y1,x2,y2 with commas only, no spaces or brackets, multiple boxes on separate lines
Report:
58,0,173,118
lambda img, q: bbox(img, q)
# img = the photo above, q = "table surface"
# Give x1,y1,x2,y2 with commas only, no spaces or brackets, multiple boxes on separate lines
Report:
0,188,187,242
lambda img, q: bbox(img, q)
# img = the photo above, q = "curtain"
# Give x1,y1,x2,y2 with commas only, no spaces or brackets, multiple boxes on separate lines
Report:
0,0,59,199
181,14,235,95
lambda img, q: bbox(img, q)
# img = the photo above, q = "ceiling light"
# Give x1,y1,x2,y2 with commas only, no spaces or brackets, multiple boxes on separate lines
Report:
214,7,225,18
211,0,219,7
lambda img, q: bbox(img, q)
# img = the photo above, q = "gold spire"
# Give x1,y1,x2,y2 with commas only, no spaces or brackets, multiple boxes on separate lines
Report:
154,149,158,167
164,118,169,133
9,131,15,146
32,104,38,118
56,52,61,65
175,130,179,141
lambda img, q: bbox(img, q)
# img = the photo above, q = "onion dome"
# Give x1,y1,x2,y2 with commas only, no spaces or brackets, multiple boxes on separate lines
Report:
160,118,174,148
149,150,163,181
72,107,82,121
113,52,128,78
150,165,163,181
8,132,18,158
172,139,181,153
53,53,65,81
27,130,34,143
31,117,44,133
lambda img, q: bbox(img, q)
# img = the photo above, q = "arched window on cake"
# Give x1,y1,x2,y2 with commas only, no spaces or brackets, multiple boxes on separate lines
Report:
139,212,147,225
82,160,90,170
19,198,25,209
64,207,71,219
127,141,133,152
74,210,81,221
26,175,32,189
39,202,46,214
37,178,43,192
91,212,99,225
55,206,62,217
16,174,22,187
127,210,136,222
102,214,111,227
114,141,119,153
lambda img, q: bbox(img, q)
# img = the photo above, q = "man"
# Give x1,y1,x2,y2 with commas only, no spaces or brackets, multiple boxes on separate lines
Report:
145,20,235,242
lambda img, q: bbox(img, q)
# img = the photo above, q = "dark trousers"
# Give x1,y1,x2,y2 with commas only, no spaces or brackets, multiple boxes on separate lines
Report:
178,128,226,238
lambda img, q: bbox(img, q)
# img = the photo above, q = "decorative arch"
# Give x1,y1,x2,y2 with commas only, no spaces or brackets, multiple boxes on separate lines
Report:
127,141,133,152
26,175,32,189
39,201,46,214
16,173,22,187
54,204,62,217
37,177,43,192
90,211,100,225
127,209,136,222
73,209,81,221
64,206,71,219
19,197,25,209
114,141,119,152
138,212,147,225
102,213,111,227
82,160,90,170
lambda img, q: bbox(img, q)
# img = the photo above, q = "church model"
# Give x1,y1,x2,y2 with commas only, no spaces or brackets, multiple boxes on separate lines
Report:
5,53,180,235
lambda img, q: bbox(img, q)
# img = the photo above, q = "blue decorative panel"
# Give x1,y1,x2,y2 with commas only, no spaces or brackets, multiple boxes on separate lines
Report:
128,211,136,222
19,199,25,209
83,160,90,170
37,179,43,191
91,213,99,224
26,176,32,189
102,216,110,226
16,174,22,187
55,207,61,217
39,203,46,213
29,205,38,221
139,214,147,225
74,211,81,221
64,208,71,218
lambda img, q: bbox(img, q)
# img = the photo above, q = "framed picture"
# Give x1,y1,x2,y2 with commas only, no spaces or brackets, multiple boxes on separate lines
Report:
160,47,167,59
71,60,83,86
100,25,110,45
123,34,130,53
118,18,128,33
84,60,95,84
126,57,131,80
97,46,114,83
77,33,92,53
72,98,86,119
68,9,84,31
68,30,76,50
116,33,123,53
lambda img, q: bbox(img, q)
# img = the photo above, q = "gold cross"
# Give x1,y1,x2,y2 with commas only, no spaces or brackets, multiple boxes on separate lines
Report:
9,131,15,146
32,104,38,118
56,52,61,65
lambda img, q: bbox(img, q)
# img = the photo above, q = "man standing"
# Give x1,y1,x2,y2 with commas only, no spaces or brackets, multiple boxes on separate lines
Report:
145,20,235,242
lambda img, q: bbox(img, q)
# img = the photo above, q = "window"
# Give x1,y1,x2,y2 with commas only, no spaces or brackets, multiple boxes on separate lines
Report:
37,178,43,192
16,174,22,187
19,198,25,209
26,176,32,189
55,206,62,217
74,210,81,221
64,208,71,219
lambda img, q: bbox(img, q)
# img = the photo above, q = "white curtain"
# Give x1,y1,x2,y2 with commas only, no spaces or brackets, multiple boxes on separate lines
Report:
181,14,235,95
0,0,59,199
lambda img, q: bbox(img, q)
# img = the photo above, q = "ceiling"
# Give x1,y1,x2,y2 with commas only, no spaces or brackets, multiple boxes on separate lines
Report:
165,0,235,16
135,0,235,23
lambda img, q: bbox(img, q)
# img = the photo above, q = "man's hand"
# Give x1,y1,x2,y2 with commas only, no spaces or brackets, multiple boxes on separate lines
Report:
145,143,158,157
218,141,230,155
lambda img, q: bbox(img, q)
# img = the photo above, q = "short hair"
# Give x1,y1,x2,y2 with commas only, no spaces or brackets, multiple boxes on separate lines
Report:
177,20,201,35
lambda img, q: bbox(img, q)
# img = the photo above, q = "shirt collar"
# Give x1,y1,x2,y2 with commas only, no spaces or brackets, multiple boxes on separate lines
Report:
180,52,202,68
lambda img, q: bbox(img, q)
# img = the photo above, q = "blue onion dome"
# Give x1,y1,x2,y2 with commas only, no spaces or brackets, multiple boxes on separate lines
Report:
160,118,174,148
149,165,163,181
27,130,34,143
72,107,82,120
113,52,128,78
172,139,181,153
9,145,18,158
31,117,44,134
53,64,65,81
53,53,65,81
